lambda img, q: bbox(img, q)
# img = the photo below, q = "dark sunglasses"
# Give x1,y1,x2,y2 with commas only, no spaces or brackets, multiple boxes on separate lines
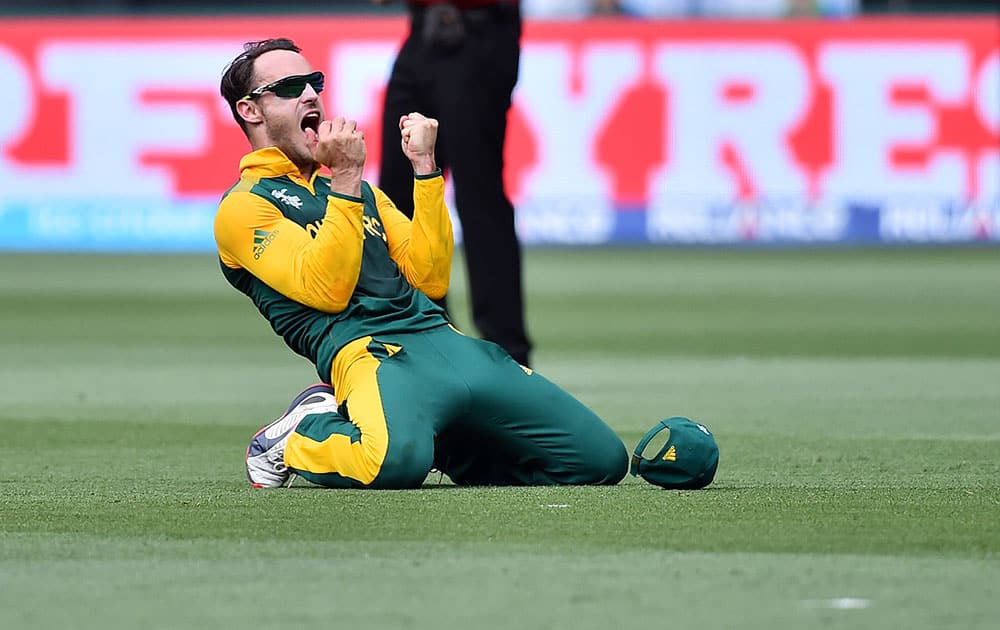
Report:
241,71,325,101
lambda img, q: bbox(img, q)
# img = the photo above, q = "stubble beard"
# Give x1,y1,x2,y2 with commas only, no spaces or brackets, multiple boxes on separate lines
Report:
271,121,318,178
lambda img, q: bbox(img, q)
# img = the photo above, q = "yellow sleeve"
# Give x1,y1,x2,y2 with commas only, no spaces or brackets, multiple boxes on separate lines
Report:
374,172,453,300
214,187,365,313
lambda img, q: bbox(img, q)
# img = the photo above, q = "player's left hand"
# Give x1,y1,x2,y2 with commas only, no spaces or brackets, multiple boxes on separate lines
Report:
399,112,438,176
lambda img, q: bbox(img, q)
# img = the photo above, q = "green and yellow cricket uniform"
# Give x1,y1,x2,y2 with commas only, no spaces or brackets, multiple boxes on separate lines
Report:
214,147,626,488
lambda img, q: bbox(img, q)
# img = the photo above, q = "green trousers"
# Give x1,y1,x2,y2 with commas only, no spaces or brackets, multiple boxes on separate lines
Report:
284,325,627,488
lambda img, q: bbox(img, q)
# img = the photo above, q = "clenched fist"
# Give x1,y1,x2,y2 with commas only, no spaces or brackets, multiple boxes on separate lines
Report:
399,113,438,176
308,116,366,171
307,116,366,197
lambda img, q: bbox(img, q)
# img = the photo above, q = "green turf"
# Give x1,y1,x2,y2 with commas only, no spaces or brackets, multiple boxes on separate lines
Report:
1,248,998,629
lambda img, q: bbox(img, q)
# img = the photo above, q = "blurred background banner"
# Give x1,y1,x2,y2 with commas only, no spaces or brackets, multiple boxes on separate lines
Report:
0,15,996,251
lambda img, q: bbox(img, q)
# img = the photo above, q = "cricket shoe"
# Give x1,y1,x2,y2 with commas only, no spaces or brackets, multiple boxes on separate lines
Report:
245,383,337,488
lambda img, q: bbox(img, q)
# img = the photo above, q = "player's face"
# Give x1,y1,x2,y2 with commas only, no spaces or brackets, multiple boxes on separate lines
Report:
249,50,326,172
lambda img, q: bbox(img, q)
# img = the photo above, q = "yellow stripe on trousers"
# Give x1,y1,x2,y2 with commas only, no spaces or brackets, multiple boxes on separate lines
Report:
283,336,389,485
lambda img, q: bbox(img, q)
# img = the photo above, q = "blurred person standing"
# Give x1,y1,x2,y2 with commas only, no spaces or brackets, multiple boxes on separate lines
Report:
372,0,532,366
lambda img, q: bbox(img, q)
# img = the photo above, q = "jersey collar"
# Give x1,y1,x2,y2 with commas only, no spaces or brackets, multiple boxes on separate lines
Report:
239,147,321,190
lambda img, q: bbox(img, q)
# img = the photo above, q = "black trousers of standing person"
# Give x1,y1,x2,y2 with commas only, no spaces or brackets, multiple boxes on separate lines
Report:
379,0,532,366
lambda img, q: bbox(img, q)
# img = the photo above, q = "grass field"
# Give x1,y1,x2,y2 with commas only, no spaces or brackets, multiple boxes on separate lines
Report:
1,247,998,629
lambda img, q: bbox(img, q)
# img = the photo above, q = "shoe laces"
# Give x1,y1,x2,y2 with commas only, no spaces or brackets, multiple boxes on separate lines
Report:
267,441,289,472
269,439,302,489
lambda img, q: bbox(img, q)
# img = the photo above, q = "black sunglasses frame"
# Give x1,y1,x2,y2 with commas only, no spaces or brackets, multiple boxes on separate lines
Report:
241,71,325,101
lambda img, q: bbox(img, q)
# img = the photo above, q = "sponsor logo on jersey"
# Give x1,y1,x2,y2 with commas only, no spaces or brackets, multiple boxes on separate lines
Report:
253,229,278,259
362,215,388,243
271,188,303,209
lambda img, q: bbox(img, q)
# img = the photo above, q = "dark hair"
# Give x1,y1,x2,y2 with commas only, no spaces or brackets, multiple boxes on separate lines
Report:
220,38,301,136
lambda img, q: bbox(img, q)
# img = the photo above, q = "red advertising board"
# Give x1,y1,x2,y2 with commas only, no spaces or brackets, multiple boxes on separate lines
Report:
0,16,997,247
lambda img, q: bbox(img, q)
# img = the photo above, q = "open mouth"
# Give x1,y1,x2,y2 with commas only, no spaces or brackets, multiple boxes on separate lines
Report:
301,112,321,134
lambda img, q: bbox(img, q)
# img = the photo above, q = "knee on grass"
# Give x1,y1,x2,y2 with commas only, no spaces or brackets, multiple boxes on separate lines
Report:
577,440,629,485
370,438,435,489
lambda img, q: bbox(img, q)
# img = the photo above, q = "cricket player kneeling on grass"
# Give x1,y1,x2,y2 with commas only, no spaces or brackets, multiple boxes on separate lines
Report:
220,39,628,490
630,417,719,489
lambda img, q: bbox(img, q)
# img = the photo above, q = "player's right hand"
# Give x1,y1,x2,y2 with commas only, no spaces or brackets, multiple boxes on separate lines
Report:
308,116,366,172
308,116,365,197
